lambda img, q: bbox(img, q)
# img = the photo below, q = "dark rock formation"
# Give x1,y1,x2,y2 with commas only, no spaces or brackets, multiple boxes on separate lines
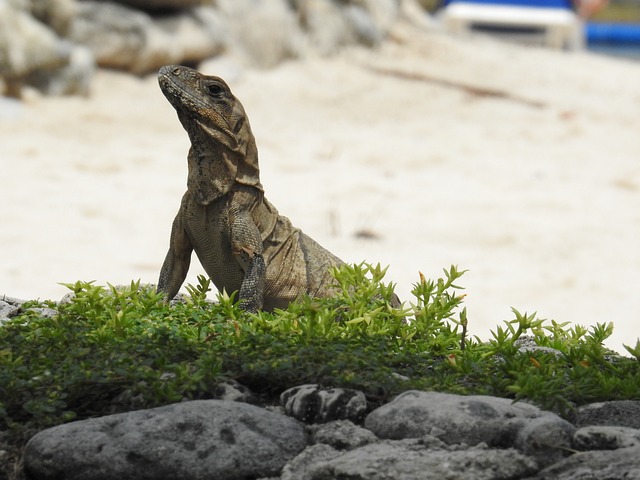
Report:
24,400,306,480
281,384,368,423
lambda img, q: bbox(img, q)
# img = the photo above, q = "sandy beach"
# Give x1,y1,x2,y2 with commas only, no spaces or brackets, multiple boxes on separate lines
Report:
2,22,639,353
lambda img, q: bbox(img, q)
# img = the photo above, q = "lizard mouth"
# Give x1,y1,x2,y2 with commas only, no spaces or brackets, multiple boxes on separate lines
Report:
158,65,237,146
158,66,211,115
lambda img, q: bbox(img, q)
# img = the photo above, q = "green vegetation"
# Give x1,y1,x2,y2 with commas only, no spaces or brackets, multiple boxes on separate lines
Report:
594,0,640,23
593,4,640,23
1,264,640,478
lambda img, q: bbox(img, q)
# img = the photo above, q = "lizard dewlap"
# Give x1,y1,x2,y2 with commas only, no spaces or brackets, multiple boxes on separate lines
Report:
156,65,343,312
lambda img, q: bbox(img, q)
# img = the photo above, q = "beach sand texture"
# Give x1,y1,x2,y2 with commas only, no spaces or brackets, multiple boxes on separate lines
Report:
2,24,639,352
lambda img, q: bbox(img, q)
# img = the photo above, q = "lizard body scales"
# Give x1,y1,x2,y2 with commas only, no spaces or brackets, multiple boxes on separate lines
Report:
156,65,343,312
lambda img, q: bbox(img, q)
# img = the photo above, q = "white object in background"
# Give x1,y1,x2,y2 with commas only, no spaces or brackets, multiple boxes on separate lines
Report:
440,2,584,49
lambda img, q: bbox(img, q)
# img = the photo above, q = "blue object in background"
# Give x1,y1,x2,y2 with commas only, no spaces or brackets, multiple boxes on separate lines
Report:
586,22,640,60
442,0,574,8
586,22,640,44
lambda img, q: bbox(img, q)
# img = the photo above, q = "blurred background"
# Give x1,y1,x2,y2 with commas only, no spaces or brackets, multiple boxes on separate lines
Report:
1,0,639,353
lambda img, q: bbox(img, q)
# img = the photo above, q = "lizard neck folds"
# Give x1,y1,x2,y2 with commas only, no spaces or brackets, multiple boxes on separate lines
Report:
158,65,262,205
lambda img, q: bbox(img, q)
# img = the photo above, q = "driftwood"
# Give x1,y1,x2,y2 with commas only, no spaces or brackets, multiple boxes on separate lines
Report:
365,65,546,109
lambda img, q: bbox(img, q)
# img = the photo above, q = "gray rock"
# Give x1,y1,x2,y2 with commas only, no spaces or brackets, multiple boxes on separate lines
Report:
283,439,538,480
281,384,367,424
514,335,564,357
0,0,72,95
574,425,640,450
25,0,76,36
153,6,225,67
297,0,363,55
576,400,640,429
58,291,76,305
68,2,223,74
25,306,59,319
343,4,383,47
515,415,576,465
0,296,58,324
0,299,20,322
280,443,343,480
24,399,306,480
366,390,539,443
67,1,148,71
213,379,257,403
1,296,57,324
23,44,94,95
0,295,27,305
105,0,205,12
216,0,303,68
294,0,398,55
310,420,378,450
360,0,400,32
525,446,640,480
365,390,574,464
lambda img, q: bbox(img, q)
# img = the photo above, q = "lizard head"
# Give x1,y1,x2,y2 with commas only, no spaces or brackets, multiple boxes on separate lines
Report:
158,65,262,203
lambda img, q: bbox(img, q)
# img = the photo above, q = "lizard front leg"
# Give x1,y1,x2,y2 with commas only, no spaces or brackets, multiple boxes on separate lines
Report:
158,213,193,300
229,203,265,313
237,249,265,313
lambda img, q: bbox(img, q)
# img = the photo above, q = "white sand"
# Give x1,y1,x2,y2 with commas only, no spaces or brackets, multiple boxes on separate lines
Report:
2,23,639,353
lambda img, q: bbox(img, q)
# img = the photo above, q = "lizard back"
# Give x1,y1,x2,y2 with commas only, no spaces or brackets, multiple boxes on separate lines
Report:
156,65,343,312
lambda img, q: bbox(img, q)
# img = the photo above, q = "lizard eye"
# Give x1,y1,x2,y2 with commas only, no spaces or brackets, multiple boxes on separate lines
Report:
206,83,225,97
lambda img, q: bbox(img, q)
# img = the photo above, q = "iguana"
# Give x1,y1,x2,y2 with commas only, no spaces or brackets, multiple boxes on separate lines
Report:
156,65,343,312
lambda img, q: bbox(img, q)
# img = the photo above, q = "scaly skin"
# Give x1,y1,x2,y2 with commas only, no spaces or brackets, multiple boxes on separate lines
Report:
157,65,343,312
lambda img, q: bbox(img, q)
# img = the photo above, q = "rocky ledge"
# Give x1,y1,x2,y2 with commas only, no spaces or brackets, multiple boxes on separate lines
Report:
1,0,430,97
21,386,640,480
